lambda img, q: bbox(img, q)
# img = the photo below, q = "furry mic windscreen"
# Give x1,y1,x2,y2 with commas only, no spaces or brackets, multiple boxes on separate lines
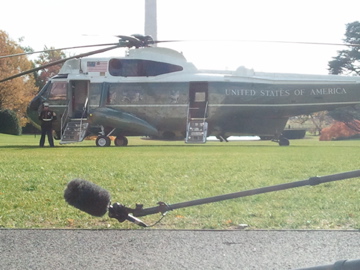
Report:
64,179,111,217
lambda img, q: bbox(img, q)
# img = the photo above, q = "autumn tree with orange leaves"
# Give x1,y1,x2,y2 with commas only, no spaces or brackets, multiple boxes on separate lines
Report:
0,30,38,126
34,46,65,88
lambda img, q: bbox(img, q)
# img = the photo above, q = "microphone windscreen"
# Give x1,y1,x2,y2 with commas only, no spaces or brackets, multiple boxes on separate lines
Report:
64,179,110,217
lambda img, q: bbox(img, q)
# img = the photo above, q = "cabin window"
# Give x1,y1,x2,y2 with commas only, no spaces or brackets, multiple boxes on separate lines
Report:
89,83,102,107
108,59,183,77
107,88,117,105
48,81,67,100
106,84,144,105
194,92,206,102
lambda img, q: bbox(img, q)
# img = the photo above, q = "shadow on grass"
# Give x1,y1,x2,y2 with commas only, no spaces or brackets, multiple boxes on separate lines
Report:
0,143,275,149
1,139,357,149
0,145,94,149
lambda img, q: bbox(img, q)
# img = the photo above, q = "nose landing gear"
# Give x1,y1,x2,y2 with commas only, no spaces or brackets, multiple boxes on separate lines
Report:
96,135,111,147
114,136,128,146
95,126,128,147
95,135,129,147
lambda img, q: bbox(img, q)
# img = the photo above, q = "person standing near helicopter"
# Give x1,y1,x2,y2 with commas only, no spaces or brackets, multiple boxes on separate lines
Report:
38,103,57,147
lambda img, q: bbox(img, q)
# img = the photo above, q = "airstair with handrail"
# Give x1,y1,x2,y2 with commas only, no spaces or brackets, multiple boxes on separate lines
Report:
185,101,208,143
60,98,89,144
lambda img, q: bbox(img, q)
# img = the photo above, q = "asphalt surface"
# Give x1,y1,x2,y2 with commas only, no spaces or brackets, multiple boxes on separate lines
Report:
1,229,359,269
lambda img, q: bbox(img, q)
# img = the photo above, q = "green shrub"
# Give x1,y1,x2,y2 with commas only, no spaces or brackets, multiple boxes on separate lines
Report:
0,109,21,135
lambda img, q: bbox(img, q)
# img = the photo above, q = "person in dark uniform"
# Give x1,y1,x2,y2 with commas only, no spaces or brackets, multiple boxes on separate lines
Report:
39,103,57,147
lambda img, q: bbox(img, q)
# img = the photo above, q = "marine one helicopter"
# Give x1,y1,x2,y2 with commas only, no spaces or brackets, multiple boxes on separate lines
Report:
2,34,360,146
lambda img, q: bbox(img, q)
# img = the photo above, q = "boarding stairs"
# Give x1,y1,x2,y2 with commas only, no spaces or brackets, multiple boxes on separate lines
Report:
60,99,89,144
60,119,89,144
185,101,208,143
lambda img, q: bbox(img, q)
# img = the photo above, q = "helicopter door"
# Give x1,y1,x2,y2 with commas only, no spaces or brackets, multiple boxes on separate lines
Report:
189,82,208,118
71,80,89,118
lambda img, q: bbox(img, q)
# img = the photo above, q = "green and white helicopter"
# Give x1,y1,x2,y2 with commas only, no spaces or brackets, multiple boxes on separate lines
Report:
2,35,360,146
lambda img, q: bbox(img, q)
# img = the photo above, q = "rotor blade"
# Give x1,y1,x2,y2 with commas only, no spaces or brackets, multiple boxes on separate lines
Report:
153,39,360,47
153,39,185,44
231,39,360,47
0,43,119,59
0,45,120,83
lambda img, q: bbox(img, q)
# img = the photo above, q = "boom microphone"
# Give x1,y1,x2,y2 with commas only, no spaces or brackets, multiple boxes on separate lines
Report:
64,179,148,227
64,179,110,217
64,169,360,228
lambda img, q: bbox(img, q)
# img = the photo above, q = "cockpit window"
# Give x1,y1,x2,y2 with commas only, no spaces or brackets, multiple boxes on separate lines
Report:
48,81,67,100
109,59,183,77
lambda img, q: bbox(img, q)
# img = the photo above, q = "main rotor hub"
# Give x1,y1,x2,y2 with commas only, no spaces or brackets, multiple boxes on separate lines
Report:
117,34,154,48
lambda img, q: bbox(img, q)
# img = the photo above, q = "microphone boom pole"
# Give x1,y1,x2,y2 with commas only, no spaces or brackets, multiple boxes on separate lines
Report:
128,170,360,217
295,258,360,270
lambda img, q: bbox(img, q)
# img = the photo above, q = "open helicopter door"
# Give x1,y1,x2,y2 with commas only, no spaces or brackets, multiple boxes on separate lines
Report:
71,81,89,118
185,82,209,143
60,80,90,144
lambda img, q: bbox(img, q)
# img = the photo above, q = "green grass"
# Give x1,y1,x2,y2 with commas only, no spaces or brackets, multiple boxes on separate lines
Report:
0,134,359,230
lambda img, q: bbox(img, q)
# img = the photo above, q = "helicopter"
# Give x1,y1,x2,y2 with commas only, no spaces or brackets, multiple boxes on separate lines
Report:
2,34,360,147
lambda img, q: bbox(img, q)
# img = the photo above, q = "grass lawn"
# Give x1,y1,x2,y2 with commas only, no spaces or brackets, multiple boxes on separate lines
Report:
0,133,359,230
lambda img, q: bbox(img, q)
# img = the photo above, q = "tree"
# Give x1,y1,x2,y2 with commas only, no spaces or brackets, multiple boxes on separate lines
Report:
308,112,333,135
289,112,333,135
0,30,37,126
327,105,360,132
34,47,66,88
327,21,360,132
329,21,360,76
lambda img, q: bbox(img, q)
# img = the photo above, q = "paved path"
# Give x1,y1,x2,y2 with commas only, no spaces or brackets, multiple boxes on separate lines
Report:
1,229,359,269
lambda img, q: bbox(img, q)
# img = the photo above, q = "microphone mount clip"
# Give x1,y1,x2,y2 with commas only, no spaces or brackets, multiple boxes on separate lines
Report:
108,203,129,223
108,202,149,227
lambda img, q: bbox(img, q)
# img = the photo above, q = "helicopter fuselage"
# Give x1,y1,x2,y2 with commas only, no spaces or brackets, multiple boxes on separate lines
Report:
27,46,360,146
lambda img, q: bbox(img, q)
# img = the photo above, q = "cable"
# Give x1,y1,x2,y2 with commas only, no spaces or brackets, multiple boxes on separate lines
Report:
146,212,168,227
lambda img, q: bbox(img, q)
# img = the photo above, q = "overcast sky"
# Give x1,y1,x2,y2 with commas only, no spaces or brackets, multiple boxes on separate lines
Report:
1,0,360,74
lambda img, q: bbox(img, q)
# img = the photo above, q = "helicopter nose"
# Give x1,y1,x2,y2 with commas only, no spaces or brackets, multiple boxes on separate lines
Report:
27,95,43,129
28,95,42,111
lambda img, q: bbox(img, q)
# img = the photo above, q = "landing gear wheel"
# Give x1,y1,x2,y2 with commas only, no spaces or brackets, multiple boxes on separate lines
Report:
279,137,290,146
114,136,128,146
96,136,111,147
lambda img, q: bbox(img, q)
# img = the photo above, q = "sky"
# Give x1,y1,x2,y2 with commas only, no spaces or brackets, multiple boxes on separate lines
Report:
1,0,360,75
